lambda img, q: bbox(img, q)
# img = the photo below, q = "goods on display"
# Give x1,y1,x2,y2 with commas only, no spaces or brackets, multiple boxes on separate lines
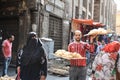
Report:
54,49,86,60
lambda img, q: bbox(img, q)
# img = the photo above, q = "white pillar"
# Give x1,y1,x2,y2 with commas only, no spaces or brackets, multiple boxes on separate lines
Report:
79,0,83,18
91,0,94,19
86,0,89,19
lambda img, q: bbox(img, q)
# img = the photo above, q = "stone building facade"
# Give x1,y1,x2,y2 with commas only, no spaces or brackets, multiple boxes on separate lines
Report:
116,11,120,35
94,0,117,31
66,0,94,19
0,0,70,62
42,0,70,51
0,0,117,63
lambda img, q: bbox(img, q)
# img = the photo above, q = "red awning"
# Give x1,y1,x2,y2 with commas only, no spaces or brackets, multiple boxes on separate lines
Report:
71,19,105,32
72,19,93,25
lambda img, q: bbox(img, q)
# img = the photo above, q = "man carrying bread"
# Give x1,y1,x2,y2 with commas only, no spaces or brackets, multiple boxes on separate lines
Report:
68,30,96,80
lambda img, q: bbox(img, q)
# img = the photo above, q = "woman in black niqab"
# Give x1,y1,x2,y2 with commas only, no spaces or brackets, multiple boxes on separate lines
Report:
18,32,47,80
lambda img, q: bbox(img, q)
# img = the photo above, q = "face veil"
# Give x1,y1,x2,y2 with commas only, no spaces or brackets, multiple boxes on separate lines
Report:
21,34,43,66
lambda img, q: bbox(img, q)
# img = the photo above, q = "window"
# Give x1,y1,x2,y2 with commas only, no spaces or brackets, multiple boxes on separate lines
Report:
83,0,87,8
89,0,92,13
75,6,79,18
101,2,104,16
88,15,91,19
82,11,86,19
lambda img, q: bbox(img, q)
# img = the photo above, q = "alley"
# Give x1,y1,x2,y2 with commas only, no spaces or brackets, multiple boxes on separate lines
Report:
0,66,92,80
0,66,69,80
0,0,119,80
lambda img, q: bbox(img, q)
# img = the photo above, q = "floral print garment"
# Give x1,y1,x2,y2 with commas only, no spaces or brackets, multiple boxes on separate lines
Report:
92,51,120,80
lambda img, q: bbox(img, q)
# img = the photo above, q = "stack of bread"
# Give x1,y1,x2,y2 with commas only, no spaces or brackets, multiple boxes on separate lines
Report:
97,28,108,35
84,28,108,36
54,49,86,60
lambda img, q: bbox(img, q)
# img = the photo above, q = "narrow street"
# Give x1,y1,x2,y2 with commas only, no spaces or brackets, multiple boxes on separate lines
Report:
0,66,91,80
0,66,69,80
0,0,119,80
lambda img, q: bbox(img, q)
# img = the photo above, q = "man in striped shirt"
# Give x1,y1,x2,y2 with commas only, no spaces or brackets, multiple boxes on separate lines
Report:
68,30,95,80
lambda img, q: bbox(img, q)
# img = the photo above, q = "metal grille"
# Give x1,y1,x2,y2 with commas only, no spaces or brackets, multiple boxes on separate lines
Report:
49,15,62,52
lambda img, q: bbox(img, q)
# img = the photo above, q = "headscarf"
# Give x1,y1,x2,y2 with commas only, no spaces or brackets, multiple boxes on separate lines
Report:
102,41,120,53
21,32,44,66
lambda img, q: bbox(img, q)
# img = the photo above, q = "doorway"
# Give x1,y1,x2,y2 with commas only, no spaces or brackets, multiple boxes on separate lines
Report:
0,17,19,64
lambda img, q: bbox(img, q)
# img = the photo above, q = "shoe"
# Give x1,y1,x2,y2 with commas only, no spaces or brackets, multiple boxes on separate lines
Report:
2,74,8,77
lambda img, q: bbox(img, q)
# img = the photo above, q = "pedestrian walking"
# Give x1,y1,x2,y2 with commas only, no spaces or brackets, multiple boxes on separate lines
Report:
16,32,47,80
68,30,96,80
91,41,120,80
2,34,14,76
96,40,106,55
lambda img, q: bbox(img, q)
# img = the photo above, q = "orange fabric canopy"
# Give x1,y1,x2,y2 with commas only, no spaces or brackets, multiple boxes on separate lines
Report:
72,19,105,27
71,19,105,32
72,19,93,25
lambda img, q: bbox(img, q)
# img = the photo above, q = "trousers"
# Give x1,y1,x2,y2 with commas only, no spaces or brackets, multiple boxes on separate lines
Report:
2,57,11,76
69,66,87,80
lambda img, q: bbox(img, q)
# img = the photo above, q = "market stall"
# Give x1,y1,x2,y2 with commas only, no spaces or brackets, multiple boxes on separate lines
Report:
71,19,105,42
